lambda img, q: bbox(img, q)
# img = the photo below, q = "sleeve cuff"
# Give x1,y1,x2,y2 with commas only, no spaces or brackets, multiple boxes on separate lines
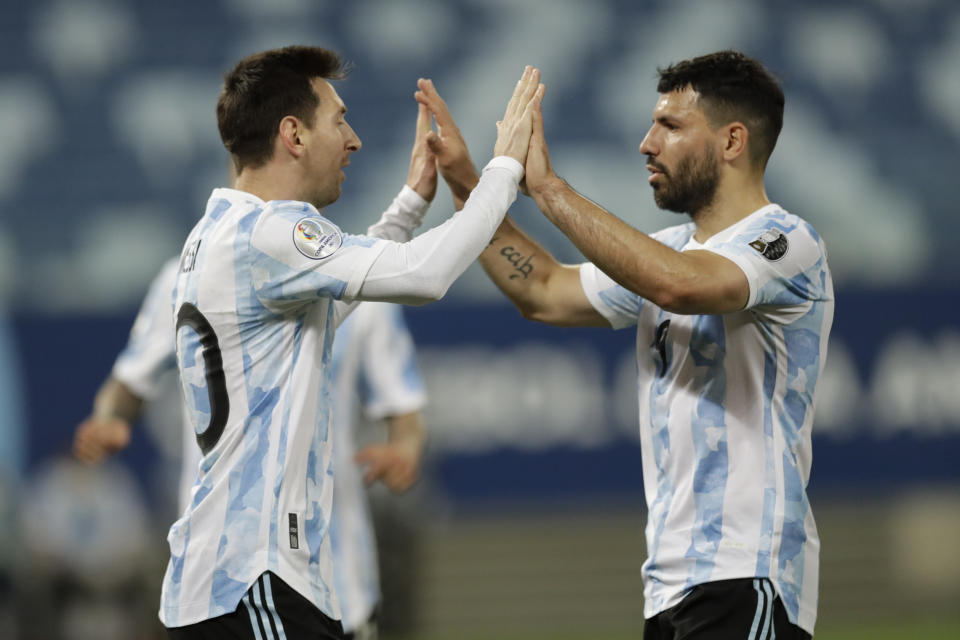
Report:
579,263,627,329
484,156,525,182
397,184,430,213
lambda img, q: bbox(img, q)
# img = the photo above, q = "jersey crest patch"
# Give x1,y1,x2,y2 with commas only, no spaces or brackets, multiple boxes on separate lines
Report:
749,229,788,261
293,216,342,260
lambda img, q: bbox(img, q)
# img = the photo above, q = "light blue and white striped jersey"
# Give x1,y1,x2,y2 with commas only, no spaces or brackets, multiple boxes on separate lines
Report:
328,302,425,631
112,256,179,403
580,204,833,635
160,188,393,627
111,255,425,633
111,256,200,512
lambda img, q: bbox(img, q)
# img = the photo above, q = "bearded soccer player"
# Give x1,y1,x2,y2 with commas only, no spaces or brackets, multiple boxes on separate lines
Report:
419,50,832,639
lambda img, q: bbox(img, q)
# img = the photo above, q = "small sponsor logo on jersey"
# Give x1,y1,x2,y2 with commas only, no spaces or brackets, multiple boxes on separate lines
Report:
288,513,299,549
749,229,788,261
180,239,201,272
293,216,342,260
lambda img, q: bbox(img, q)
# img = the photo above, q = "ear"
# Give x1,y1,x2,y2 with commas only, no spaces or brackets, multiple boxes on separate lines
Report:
278,115,305,158
722,122,749,162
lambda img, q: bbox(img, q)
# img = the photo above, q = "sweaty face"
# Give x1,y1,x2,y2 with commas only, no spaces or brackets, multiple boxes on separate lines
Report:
640,88,721,216
302,78,361,209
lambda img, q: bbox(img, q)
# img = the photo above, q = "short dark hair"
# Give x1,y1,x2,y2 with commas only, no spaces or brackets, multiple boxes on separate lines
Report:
657,50,784,169
217,46,349,171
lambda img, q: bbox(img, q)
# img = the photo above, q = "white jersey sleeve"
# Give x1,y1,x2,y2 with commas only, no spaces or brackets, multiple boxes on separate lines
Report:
249,203,389,307
112,256,179,399
357,304,426,419
357,157,523,303
366,185,430,242
249,157,521,308
701,210,831,316
579,262,643,330
578,224,696,329
330,185,432,329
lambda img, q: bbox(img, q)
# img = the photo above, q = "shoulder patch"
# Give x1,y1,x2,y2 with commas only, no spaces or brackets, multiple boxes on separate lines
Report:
293,216,342,260
748,229,788,261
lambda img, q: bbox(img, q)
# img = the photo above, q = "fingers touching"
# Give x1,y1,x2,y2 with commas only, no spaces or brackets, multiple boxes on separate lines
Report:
494,66,546,164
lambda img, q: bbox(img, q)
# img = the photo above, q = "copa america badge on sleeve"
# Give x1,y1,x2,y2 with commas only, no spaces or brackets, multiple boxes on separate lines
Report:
293,216,343,260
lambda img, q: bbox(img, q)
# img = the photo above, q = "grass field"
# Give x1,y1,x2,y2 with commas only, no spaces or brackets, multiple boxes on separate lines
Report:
405,616,960,640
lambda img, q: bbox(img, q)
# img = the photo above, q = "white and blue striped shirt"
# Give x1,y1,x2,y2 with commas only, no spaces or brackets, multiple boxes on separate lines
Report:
328,302,425,631
160,156,521,629
113,255,425,633
580,204,833,635
162,189,387,627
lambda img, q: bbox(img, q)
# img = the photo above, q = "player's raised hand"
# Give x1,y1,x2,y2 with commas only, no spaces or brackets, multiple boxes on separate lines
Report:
493,66,544,166
73,415,132,464
414,78,478,202
405,102,438,202
524,83,557,195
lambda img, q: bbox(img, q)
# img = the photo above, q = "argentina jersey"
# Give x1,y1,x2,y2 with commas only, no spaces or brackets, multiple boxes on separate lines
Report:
579,204,833,635
328,303,426,631
160,188,390,628
112,256,180,399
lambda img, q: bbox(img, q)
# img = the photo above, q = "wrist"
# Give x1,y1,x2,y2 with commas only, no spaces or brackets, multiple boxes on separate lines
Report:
530,174,566,205
442,168,479,203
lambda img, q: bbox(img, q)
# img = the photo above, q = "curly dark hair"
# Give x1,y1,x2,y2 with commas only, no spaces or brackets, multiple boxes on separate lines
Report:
657,50,784,169
216,46,350,171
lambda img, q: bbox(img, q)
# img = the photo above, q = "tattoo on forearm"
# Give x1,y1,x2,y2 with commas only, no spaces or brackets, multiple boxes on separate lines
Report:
499,246,534,280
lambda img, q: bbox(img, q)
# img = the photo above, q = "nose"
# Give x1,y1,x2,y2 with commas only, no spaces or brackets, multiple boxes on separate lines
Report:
346,123,361,152
639,128,655,156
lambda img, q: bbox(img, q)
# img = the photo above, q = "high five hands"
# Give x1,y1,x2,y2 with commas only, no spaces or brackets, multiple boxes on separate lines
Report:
493,66,544,166
414,66,547,205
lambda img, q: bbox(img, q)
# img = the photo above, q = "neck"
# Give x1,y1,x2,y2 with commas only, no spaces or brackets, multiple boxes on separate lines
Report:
691,177,770,242
233,163,304,204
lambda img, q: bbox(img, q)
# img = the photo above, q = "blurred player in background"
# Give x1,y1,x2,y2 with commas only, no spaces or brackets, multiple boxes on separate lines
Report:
75,264,428,640
418,50,831,639
159,46,540,638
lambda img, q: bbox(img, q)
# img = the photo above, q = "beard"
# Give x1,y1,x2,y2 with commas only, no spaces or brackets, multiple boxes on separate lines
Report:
648,144,720,215
308,174,343,210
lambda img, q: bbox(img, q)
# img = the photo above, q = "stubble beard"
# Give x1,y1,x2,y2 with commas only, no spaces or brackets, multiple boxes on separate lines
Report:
650,146,720,217
309,175,342,210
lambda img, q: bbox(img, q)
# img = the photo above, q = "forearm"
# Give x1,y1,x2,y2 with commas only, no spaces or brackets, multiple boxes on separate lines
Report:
480,216,563,316
357,158,521,303
445,169,479,211
386,411,426,453
92,376,144,423
367,185,430,242
532,179,718,313
474,213,604,326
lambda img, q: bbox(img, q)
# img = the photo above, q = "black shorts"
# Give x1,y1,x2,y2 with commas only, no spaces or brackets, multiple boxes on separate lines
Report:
643,578,812,640
167,572,344,640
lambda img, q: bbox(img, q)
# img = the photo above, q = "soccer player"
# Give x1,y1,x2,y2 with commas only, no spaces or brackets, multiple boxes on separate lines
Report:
161,46,541,638
73,257,427,639
418,50,832,639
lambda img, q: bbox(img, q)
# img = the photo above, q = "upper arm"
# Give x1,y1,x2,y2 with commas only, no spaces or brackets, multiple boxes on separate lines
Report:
664,249,751,315
703,217,831,314
250,207,385,306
